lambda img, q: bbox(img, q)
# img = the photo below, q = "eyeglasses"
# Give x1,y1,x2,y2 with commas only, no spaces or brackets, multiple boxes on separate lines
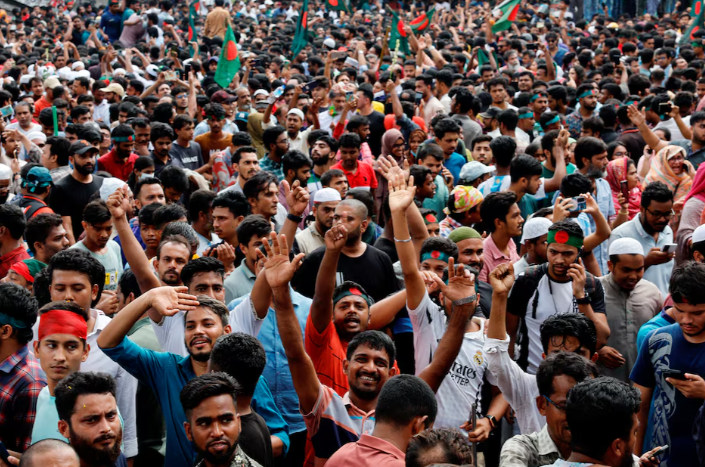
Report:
176,94,188,99
543,395,567,411
613,151,629,157
645,208,675,220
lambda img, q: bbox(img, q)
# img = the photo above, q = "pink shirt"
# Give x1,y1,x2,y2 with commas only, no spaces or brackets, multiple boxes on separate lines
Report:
479,234,520,282
324,434,405,467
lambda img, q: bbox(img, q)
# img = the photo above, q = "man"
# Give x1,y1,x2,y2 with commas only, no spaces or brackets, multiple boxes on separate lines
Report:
470,135,493,165
598,238,662,383
610,182,675,298
540,130,577,203
266,104,320,155
321,169,349,199
438,186,483,238
49,140,103,244
114,178,166,262
203,0,231,38
417,144,451,222
307,136,337,199
0,282,45,453
513,216,552,275
54,372,127,467
477,136,515,196
260,126,289,182
631,261,705,466
149,123,175,177
211,190,250,260
293,188,340,256
132,119,151,157
41,136,72,183
7,102,41,135
325,375,437,467
158,166,189,205
18,439,79,467
18,166,54,220
431,118,466,183
477,192,524,282
331,133,377,197
356,83,385,157
170,115,205,172
243,172,284,232
194,104,233,169
181,373,264,467
0,204,30,278
487,78,518,111
221,146,260,194
546,32,566,65
508,153,566,220
97,125,139,182
415,74,444,125
489,110,530,150
565,84,598,139
506,221,610,374
279,151,311,216
70,200,123,292
223,215,270,304
33,78,62,118
99,0,124,42
188,190,218,256
450,88,483,145
25,213,70,265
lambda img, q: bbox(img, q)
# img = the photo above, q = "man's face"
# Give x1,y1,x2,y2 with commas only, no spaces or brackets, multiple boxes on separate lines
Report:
456,237,484,271
333,294,370,339
585,151,608,177
72,81,86,97
608,254,644,291
437,132,459,156
114,140,134,159
418,174,436,199
697,82,705,100
126,85,139,97
36,225,70,260
538,375,576,450
252,182,279,217
418,156,442,177
641,199,674,233
84,220,113,249
311,141,332,165
154,137,172,158
105,91,119,104
16,106,31,127
236,88,251,110
156,242,190,285
415,80,430,98
185,394,240,465
581,94,597,112
241,234,265,269
314,200,338,233
164,187,183,205
340,147,360,169
343,344,396,401
328,175,349,198
174,91,189,109
333,204,366,246
489,85,506,104
189,271,225,302
136,184,165,209
34,334,88,386
135,126,151,146
547,242,579,279
184,306,229,361
286,115,303,135
140,223,161,249
525,175,543,196
237,153,260,180
50,270,97,311
692,119,705,145
272,131,290,157
673,301,705,338
518,75,533,91
60,394,123,467
71,151,97,176
420,257,448,278
212,207,241,241
292,166,311,185
473,141,492,164
533,96,549,115
404,64,416,78
176,122,195,142
355,125,371,141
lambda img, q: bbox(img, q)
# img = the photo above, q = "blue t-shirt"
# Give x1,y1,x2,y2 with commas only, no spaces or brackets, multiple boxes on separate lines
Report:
630,323,705,466
100,10,123,42
443,152,466,185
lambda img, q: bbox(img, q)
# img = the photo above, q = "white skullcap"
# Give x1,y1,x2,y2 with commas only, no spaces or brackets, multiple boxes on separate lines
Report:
608,238,644,256
26,131,46,143
113,68,126,78
520,217,553,244
19,74,32,84
314,187,342,204
253,89,270,97
58,67,75,81
99,178,128,203
287,108,305,121
323,38,336,49
693,224,705,244
71,61,85,71
0,164,12,180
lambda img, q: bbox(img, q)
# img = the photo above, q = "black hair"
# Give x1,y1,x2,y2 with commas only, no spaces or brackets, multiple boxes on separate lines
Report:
25,213,64,255
212,189,251,218
152,103,175,125
82,199,111,225
497,109,519,131
210,333,266,396
453,87,475,114
231,132,253,147
409,165,433,189
158,165,189,193
138,202,162,226
180,372,240,416
640,181,673,208
117,268,141,302
346,330,395,368
262,125,286,150
161,222,197,250
433,118,461,140
33,269,51,309
489,136,517,168
417,143,444,162
375,375,437,429
321,169,346,187
573,137,607,169
181,256,225,287
150,122,175,143
188,189,217,223
243,171,278,202
183,295,230,328
232,146,258,165
406,428,473,467
134,177,163,201
338,132,362,149
69,105,90,121
536,352,598,398
0,204,26,239
0,282,38,344
581,117,604,135
420,237,459,262
172,114,194,131
540,312,597,356
670,261,705,305
566,377,641,460
47,249,105,307
560,173,592,198
480,191,517,233
282,150,312,175
236,214,271,247
153,203,188,229
55,372,116,425
510,154,543,183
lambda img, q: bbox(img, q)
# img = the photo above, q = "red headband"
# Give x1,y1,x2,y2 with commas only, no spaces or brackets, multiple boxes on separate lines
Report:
10,262,33,283
38,310,88,341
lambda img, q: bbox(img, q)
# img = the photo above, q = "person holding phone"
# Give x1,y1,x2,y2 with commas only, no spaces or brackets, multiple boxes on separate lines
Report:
605,156,642,227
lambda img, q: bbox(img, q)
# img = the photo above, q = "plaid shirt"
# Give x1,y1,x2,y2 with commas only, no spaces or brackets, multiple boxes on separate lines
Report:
564,111,584,140
259,155,284,183
439,216,463,238
499,425,561,467
0,345,47,451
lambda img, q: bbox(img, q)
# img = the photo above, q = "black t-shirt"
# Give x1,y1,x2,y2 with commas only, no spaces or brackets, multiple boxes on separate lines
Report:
373,237,398,264
49,174,104,241
240,411,273,467
292,244,399,302
169,142,205,171
364,110,386,158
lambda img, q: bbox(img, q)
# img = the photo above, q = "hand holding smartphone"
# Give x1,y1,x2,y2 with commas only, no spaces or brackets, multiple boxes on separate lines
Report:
620,180,629,201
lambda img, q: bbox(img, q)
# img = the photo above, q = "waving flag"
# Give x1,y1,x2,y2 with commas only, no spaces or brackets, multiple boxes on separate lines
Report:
388,8,410,56
491,0,521,34
188,0,198,55
325,0,350,13
214,22,241,88
680,0,705,45
292,0,310,60
409,7,435,33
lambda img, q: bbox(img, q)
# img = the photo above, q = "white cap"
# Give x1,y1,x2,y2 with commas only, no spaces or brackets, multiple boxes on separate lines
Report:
608,238,645,256
0,164,12,180
26,131,46,144
19,75,32,84
71,61,85,71
314,188,342,204
146,64,160,78
99,178,128,203
323,38,336,49
58,67,74,81
253,89,270,97
287,108,305,121
693,225,705,244
520,217,553,244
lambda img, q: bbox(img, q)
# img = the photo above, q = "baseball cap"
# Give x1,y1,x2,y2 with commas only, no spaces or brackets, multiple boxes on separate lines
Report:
102,83,125,97
24,167,52,193
146,64,160,78
459,162,495,184
69,140,100,156
479,108,500,119
235,111,249,122
44,76,61,89
212,90,238,104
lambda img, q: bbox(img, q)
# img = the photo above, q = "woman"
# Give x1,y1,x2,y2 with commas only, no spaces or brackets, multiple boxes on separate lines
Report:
126,156,156,193
606,141,629,161
408,129,427,162
605,157,641,229
676,163,705,265
643,145,694,203
375,129,405,221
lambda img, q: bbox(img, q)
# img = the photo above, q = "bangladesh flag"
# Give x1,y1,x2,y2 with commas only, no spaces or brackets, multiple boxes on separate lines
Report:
292,0,310,61
388,8,410,56
491,0,521,34
188,0,198,55
214,22,241,88
680,0,705,45
409,7,435,33
325,0,349,13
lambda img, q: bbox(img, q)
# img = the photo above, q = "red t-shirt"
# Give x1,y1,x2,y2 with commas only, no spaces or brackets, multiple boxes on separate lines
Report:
331,160,378,190
98,149,140,181
33,97,52,118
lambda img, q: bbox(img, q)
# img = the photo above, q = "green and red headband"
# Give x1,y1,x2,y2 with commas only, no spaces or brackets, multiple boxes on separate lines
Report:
578,89,596,99
547,229,583,249
333,286,372,307
423,213,438,225
421,250,450,263
112,135,135,143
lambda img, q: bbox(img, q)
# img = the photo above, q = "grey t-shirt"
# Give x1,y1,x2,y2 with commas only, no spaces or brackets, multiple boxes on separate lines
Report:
71,240,124,291
169,142,204,171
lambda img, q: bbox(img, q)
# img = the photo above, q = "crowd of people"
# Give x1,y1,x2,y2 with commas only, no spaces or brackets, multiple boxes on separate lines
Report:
0,0,705,467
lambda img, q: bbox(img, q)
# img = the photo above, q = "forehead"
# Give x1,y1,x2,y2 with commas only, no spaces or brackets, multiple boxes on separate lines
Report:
40,332,83,345
191,271,224,286
190,393,237,418
185,306,222,324
335,204,360,218
73,393,117,418
51,269,91,286
456,237,483,250
349,343,389,361
160,242,190,258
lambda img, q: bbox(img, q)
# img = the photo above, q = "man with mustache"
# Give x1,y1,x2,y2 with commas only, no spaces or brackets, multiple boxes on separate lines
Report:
306,136,337,201
55,372,127,467
564,84,598,139
48,141,104,244
220,147,261,195
293,188,341,257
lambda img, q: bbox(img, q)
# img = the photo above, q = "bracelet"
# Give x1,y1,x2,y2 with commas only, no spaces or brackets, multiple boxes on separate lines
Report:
287,213,303,223
394,237,412,243
619,209,629,215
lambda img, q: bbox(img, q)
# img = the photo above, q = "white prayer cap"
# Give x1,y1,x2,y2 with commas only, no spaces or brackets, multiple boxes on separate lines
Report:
287,108,305,121
19,74,32,84
608,238,644,256
99,178,128,203
253,89,270,97
520,217,553,244
26,132,46,144
693,224,705,244
0,164,12,180
71,61,85,71
314,188,342,204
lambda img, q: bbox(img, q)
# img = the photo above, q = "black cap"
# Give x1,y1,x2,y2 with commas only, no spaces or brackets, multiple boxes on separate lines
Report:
69,140,100,156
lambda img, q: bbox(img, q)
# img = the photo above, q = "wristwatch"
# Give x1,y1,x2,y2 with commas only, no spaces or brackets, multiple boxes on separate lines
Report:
452,295,476,307
486,415,497,430
575,294,591,305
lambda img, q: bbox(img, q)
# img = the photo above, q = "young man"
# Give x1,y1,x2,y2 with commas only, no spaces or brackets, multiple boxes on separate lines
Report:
409,165,436,205
416,144,450,222
320,168,348,198
187,190,218,256
0,204,30,278
170,115,206,172
18,166,54,220
259,126,289,182
487,78,518,111
41,136,72,183
478,192,524,282
210,190,250,259
223,215,271,304
307,136,337,199
48,140,104,244
293,188,341,257
149,123,175,176
415,74,444,125
471,135,493,166
243,172,283,231
513,216,552,276
331,133,377,199
158,166,189,204
31,301,90,444
97,125,139,181
54,372,127,467
221,146,261,194
431,118,466,183
279,150,312,216
565,84,598,139
70,200,123,292
25,213,70,265
0,282,45,453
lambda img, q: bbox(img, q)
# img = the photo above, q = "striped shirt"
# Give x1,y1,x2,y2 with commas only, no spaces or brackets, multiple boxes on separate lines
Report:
500,425,561,467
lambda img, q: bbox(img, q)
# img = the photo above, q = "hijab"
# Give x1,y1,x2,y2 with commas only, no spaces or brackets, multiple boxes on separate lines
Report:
605,157,641,220
644,145,694,202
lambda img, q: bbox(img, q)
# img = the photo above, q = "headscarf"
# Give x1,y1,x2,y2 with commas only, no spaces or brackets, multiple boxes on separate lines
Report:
643,145,694,203
443,186,484,215
685,162,705,204
381,129,404,159
605,157,642,220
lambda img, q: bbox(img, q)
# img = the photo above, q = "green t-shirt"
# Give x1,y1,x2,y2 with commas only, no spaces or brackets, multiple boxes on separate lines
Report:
541,162,577,208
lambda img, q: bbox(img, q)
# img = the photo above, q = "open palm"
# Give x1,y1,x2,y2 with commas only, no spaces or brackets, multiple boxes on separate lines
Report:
388,172,416,213
151,286,199,316
261,232,304,289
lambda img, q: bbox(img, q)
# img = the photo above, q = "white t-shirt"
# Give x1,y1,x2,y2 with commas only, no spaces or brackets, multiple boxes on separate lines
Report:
478,175,547,201
408,292,496,432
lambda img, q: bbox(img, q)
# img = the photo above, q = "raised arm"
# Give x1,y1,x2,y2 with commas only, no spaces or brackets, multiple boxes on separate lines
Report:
309,225,347,333
628,104,667,153
486,263,515,340
279,179,310,253
542,129,569,193
140,72,166,99
582,192,611,252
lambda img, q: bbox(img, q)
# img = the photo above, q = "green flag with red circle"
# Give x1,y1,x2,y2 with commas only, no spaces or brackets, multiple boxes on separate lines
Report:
490,0,521,34
292,0,310,61
325,0,349,13
388,8,410,56
214,22,241,88
681,0,705,45
410,7,435,33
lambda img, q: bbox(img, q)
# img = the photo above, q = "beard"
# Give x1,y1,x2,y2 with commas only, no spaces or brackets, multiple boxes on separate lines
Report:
69,425,122,466
345,225,362,246
75,162,95,176
161,268,181,285
313,154,330,166
200,438,238,466
586,165,605,179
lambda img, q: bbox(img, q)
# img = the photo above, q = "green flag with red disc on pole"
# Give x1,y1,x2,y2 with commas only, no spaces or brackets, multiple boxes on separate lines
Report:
214,22,241,88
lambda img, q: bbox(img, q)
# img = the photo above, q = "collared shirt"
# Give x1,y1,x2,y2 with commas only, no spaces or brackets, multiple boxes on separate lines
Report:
293,224,325,257
500,425,562,467
0,345,46,451
591,177,616,274
263,120,314,154
325,434,405,467
610,213,674,297
513,255,530,276
259,155,285,182
479,234,520,283
0,246,30,281
228,289,312,434
331,160,378,191
98,149,140,181
150,152,172,176
49,165,72,183
598,274,663,383
439,215,463,238
224,261,257,305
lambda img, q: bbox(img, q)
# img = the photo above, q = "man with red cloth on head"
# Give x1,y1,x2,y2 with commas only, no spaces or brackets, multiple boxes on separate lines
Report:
0,204,30,279
2,259,46,292
98,125,140,181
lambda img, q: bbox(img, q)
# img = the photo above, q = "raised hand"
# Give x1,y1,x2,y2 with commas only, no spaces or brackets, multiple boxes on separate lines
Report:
282,180,310,217
388,171,416,213
431,257,476,303
259,232,305,290
627,104,646,127
96,289,119,316
488,263,514,296
149,286,199,316
324,224,347,252
556,128,570,150
376,154,409,182
107,185,132,219
567,258,587,298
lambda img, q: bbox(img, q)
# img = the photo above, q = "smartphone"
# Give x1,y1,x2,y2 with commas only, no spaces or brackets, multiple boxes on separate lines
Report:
301,80,319,94
661,244,678,254
184,63,191,76
620,180,629,200
662,369,687,380
164,70,178,81
415,92,423,105
0,105,12,118
526,43,537,51
332,51,347,60
0,441,11,465
345,90,354,101
344,56,359,69
610,54,621,65
568,196,586,217
250,58,262,67
650,445,669,458
658,102,672,115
